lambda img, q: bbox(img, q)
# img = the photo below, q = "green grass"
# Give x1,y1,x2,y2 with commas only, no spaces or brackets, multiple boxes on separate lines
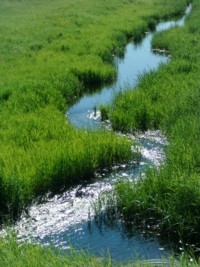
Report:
0,0,197,265
0,235,105,267
101,0,200,251
0,235,199,267
0,0,187,98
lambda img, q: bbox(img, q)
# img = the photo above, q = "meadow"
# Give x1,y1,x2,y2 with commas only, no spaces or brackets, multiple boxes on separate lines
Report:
101,0,200,252
0,0,188,217
0,0,198,265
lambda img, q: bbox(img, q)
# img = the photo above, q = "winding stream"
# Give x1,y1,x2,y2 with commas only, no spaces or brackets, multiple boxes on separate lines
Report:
67,5,191,130
1,5,191,263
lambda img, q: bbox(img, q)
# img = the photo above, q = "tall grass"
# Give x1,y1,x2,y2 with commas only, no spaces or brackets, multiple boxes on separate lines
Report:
0,112,134,217
0,234,105,267
101,0,200,251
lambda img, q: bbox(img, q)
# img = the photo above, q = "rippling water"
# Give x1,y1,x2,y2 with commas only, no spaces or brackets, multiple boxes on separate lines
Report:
1,4,191,262
1,131,169,260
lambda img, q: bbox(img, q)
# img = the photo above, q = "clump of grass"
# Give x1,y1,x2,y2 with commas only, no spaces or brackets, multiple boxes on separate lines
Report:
0,111,134,217
100,105,109,121
113,169,200,245
0,234,105,267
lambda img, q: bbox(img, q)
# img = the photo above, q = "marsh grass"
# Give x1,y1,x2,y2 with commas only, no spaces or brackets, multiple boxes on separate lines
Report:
0,119,134,217
0,234,105,267
0,0,196,264
0,0,189,218
101,0,200,253
0,234,199,267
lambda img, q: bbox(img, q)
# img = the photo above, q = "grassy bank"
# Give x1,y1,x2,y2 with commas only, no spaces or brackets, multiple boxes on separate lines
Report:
0,236,199,267
102,0,200,249
0,0,188,217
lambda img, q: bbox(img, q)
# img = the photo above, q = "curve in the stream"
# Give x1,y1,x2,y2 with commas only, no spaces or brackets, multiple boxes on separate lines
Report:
66,4,191,130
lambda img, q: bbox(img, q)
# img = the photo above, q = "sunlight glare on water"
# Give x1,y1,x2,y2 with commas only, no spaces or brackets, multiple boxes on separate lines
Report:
1,131,169,260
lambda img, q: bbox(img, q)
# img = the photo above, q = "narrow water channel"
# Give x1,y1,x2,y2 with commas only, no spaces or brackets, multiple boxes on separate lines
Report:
1,4,191,263
67,5,191,130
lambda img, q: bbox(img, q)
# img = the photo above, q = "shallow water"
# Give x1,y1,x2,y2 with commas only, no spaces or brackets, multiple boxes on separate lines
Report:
1,4,191,262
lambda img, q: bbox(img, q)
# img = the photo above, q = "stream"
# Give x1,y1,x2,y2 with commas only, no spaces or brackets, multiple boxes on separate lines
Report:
67,5,191,130
1,4,191,263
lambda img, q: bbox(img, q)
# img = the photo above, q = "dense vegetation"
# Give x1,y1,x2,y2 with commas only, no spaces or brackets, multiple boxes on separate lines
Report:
101,0,200,251
1,0,198,265
0,0,188,217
